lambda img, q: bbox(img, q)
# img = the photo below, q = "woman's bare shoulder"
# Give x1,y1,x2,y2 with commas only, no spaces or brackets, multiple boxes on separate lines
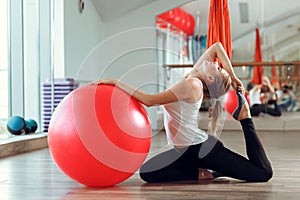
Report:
186,78,203,89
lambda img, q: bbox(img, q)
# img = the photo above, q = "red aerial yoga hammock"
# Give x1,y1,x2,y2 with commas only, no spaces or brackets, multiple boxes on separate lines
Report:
206,0,232,64
252,28,264,84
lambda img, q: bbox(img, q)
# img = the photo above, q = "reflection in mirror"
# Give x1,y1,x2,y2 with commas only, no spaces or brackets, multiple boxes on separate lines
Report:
156,0,300,119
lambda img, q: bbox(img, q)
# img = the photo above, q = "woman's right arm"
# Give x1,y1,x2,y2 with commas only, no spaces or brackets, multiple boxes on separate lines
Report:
194,42,243,91
213,43,244,91
194,43,235,77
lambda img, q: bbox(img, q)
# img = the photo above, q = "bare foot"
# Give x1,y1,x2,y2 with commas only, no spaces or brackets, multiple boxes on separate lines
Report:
198,169,214,180
237,102,251,121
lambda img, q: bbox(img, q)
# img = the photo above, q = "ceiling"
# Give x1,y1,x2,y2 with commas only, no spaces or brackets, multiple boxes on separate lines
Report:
92,0,155,21
91,0,300,62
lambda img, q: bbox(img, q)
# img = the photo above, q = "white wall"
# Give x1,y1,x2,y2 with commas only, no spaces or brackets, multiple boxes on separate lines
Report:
62,0,192,130
53,0,65,78
24,0,39,119
105,0,192,36
0,0,8,119
63,0,104,79
99,0,193,92
63,0,192,85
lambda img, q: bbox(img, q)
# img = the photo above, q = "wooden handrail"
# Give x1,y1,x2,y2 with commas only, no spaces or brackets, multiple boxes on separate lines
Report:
232,61,300,67
164,61,300,68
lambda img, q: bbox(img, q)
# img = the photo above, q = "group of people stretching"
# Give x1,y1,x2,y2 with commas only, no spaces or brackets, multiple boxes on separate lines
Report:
247,76,299,117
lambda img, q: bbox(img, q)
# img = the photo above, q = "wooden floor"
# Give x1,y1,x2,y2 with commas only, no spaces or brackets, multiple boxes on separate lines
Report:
1,129,300,200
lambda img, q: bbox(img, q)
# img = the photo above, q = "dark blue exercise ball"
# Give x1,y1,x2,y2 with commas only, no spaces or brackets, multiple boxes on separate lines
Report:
25,119,38,134
7,116,26,135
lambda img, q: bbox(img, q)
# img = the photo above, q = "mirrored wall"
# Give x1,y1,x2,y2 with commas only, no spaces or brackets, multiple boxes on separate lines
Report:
156,0,300,114
156,0,300,91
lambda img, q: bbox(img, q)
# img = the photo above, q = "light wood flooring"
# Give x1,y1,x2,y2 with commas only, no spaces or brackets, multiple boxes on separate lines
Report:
1,129,300,200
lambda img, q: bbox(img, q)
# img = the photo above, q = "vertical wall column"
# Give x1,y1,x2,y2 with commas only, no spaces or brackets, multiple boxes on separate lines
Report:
9,0,24,117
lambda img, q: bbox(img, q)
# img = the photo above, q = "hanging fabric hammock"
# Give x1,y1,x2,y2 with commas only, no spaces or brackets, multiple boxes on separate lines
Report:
252,28,264,84
207,0,232,61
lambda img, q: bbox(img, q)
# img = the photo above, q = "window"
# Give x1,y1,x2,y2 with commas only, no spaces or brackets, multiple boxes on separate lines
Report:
0,0,52,139
23,0,41,123
0,0,8,138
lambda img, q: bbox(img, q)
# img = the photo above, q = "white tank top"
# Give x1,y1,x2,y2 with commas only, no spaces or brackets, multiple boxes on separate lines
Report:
163,94,208,147
249,88,262,106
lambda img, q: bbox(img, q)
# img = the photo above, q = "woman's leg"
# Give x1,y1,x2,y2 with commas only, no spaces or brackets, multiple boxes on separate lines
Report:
289,98,297,111
266,101,282,116
140,120,273,183
240,118,273,172
199,119,273,182
200,93,273,182
139,137,225,183
251,103,281,116
279,98,291,111
250,104,264,116
139,146,199,183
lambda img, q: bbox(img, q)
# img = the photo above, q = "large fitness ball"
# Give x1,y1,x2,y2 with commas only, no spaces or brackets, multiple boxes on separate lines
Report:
7,116,26,135
48,84,152,187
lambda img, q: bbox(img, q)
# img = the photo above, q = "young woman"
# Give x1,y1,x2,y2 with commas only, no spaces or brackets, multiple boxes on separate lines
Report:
248,76,282,117
93,42,273,183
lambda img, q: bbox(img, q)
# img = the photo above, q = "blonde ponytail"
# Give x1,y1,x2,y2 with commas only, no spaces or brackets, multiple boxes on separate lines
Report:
208,99,223,136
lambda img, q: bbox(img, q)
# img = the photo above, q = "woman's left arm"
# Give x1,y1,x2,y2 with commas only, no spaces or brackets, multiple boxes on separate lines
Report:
93,78,200,107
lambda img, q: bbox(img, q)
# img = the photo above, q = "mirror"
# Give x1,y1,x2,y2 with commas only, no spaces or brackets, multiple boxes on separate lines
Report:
156,0,300,118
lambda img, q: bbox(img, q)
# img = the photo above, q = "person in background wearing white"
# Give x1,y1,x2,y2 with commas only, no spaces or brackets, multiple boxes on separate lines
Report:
248,77,281,117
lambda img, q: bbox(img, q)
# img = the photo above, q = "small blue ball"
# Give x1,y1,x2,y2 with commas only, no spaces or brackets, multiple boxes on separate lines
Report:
7,116,26,135
25,119,38,134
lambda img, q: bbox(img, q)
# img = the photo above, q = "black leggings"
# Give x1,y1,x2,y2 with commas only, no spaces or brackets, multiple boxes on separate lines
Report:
139,118,273,183
250,102,281,117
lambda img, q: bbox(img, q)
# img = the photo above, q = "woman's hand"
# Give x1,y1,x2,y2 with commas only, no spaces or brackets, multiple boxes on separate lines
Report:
231,76,245,93
91,78,119,86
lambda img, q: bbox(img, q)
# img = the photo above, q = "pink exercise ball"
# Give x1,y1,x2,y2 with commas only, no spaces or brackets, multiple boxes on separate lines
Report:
48,84,152,187
224,89,250,115
224,90,238,114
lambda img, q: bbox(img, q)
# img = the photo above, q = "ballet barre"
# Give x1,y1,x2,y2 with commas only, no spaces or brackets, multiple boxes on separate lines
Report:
164,61,300,68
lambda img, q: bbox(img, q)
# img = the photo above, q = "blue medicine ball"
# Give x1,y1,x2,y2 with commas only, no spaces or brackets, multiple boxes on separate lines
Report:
25,119,38,134
7,116,26,135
